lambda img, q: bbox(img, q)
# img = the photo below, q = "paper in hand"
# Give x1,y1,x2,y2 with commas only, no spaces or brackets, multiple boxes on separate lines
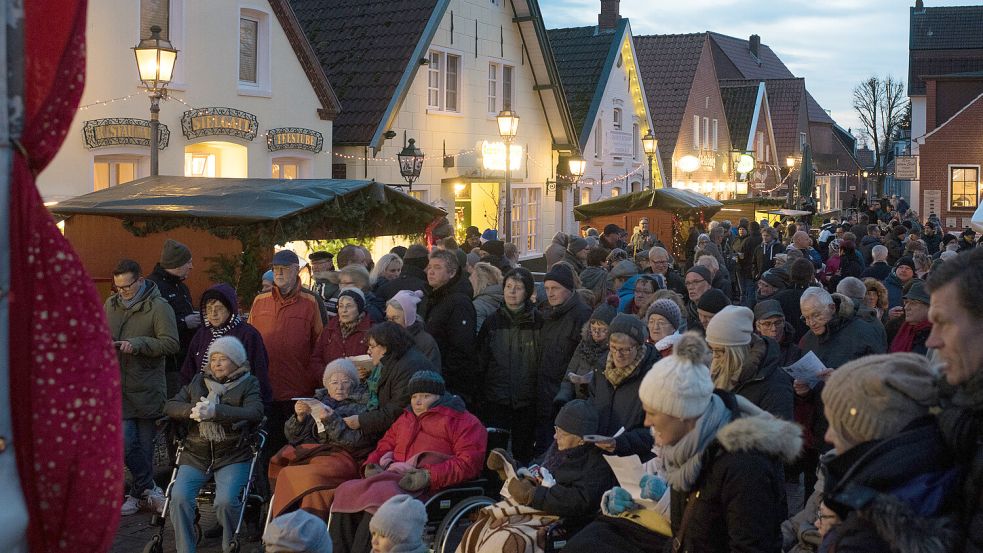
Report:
603,454,657,509
782,351,826,388
582,426,625,444
567,371,593,385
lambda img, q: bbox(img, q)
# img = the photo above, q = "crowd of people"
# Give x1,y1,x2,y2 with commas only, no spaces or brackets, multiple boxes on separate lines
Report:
106,207,983,553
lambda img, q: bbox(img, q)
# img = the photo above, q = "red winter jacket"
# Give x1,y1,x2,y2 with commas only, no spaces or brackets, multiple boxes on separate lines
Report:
310,314,371,376
366,395,487,491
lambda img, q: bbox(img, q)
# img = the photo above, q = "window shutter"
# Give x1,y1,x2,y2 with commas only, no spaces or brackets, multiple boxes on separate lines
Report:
140,0,169,40
445,55,460,111
693,115,700,150
239,18,258,83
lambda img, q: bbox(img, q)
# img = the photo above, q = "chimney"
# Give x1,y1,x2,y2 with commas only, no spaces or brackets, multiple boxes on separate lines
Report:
915,0,924,8
598,0,620,31
749,34,760,58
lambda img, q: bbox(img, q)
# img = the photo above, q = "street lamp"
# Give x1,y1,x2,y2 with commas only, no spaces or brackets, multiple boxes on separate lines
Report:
497,108,520,244
641,129,658,189
397,138,425,190
133,25,178,177
568,155,587,205
785,155,796,207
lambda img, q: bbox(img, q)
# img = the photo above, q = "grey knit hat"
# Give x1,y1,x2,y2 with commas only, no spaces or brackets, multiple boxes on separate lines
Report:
206,336,247,368
646,298,682,330
369,495,427,547
160,239,192,269
567,236,589,255
263,510,332,553
609,313,647,345
589,303,618,326
610,260,639,279
835,277,867,303
554,399,600,437
322,358,358,390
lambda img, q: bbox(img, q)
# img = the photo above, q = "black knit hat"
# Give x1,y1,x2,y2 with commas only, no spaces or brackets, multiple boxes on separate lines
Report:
589,303,618,326
609,313,647,344
697,289,730,314
760,268,789,290
554,399,599,437
503,267,535,302
309,251,333,262
338,288,366,313
686,265,713,284
408,371,445,396
160,239,192,269
481,240,506,257
544,263,576,291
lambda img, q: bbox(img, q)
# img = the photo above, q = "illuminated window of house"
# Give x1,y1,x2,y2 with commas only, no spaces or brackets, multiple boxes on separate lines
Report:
950,166,979,209
272,158,301,179
93,155,142,191
611,186,621,197
580,187,591,205
509,187,540,254
184,141,247,178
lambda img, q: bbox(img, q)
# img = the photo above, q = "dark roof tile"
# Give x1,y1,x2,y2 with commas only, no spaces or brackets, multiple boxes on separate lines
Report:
910,5,983,51
909,50,983,95
720,78,805,159
718,82,759,149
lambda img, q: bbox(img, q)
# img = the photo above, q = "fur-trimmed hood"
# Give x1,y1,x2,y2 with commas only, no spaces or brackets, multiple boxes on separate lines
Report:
716,397,802,464
831,292,856,319
852,493,958,553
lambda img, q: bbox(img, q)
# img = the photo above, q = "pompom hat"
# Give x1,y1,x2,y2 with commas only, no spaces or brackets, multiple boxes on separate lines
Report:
638,332,714,419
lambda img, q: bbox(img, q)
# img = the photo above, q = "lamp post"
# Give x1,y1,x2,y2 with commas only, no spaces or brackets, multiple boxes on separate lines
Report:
641,129,658,189
785,155,796,207
397,138,425,190
133,25,178,177
497,108,519,244
568,155,587,206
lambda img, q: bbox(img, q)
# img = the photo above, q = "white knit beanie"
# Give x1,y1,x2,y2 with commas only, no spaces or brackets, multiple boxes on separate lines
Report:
206,336,248,368
369,494,427,546
322,358,359,390
638,332,714,419
704,305,754,347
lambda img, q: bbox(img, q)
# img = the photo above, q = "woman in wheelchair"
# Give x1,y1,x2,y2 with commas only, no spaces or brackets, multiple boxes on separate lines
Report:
267,358,373,520
329,371,487,553
164,336,264,553
457,400,615,553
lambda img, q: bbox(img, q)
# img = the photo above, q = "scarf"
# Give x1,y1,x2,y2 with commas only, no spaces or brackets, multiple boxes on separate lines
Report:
889,320,932,353
575,335,609,369
199,314,244,370
199,366,250,441
540,442,577,473
121,281,148,309
660,394,732,491
603,344,645,387
365,363,383,410
339,313,364,339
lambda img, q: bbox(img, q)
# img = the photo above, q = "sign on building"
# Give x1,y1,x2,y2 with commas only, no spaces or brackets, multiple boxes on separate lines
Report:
895,156,918,180
266,127,323,153
181,107,258,141
82,118,169,149
923,190,942,218
607,130,633,157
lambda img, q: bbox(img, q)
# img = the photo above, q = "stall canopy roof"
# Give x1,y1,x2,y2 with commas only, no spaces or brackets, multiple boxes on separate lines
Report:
574,187,722,221
51,176,445,235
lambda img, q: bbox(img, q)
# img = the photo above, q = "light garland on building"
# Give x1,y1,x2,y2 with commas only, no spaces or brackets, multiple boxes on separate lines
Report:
76,92,147,111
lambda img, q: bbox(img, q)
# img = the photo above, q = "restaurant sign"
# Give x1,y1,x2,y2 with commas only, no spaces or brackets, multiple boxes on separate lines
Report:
82,118,169,149
267,127,323,153
181,107,258,141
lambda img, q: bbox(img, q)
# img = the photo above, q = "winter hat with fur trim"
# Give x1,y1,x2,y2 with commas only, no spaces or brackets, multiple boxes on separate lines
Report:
263,509,332,553
705,305,754,347
638,332,714,419
322,358,359,389
821,353,938,447
370,495,427,547
207,336,248,368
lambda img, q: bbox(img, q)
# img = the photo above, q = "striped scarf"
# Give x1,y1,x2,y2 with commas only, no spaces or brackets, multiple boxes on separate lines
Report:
199,314,243,370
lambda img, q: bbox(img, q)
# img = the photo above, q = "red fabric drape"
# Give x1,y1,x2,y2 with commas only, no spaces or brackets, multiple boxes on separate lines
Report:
10,1,124,551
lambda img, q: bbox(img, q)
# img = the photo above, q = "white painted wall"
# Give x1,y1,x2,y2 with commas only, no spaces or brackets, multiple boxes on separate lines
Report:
337,0,561,259
38,0,333,203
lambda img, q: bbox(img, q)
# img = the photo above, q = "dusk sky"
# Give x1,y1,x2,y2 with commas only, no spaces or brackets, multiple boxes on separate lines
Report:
541,0,972,143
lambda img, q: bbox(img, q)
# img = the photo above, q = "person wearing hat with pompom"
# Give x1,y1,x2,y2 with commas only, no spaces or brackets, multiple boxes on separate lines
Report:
329,371,486,553
817,353,957,552
478,267,544,464
460,400,616,553
164,336,264,553
536,263,592,453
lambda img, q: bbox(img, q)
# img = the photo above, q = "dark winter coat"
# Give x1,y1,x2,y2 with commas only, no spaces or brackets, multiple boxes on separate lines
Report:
861,261,891,281
884,272,916,309
669,391,800,553
310,314,371,376
859,235,882,266
284,386,375,457
923,232,942,255
772,322,803,368
753,240,782,280
883,233,903,265
105,281,180,419
589,344,660,459
799,294,886,370
146,263,196,373
406,319,441,370
819,417,959,553
684,298,703,334
556,323,608,405
662,267,687,296
730,335,794,421
774,284,812,342
530,444,617,518
375,260,428,301
421,271,477,402
538,293,592,414
936,372,983,553
478,303,543,409
164,368,264,472
545,233,569,271
180,283,272,405
358,346,433,437
472,283,504,333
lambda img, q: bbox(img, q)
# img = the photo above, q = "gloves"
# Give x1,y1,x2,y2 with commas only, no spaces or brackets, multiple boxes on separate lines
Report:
193,397,215,421
398,469,430,492
640,474,667,501
379,451,395,468
184,313,202,329
507,477,537,506
363,463,384,478
601,486,636,516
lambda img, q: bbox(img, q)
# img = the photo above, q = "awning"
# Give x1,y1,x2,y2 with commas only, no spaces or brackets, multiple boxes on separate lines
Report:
574,187,722,221
767,209,812,217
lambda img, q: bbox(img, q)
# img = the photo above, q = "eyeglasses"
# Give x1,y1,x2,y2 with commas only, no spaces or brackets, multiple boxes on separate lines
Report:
649,321,675,331
816,511,838,521
327,378,354,387
756,319,784,329
634,287,654,295
650,259,669,265
800,312,829,323
114,279,141,292
610,345,637,356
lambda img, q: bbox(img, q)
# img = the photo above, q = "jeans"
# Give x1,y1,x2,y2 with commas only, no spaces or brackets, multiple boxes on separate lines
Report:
170,462,250,553
123,418,157,497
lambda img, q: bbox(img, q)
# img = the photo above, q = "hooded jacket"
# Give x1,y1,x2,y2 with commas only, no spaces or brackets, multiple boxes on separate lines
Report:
164,365,264,472
730,335,794,421
180,283,272,404
556,322,609,405
936,372,983,553
669,391,802,553
421,271,477,402
365,394,487,491
104,280,180,419
472,283,504,333
819,417,959,553
478,302,543,409
590,344,660,459
375,259,428,302
545,232,569,271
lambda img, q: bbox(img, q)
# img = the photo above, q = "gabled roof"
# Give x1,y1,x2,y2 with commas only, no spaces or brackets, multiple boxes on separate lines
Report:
634,33,706,166
288,0,447,146
548,20,626,149
806,91,835,125
721,77,804,158
856,147,875,169
719,81,760,150
908,5,983,95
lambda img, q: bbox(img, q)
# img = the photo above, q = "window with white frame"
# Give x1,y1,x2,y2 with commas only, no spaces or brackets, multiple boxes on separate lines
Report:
239,9,270,94
702,117,709,149
950,166,980,209
487,62,514,113
580,187,592,205
613,108,623,131
509,187,540,254
94,155,143,191
272,157,308,180
712,119,718,151
693,115,700,150
594,118,602,158
427,50,461,112
141,0,169,39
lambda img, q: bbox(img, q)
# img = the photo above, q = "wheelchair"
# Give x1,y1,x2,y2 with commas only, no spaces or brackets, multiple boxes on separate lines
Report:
143,417,267,553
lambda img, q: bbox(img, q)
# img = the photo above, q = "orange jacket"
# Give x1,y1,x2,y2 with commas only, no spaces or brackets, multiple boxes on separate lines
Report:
249,281,324,401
